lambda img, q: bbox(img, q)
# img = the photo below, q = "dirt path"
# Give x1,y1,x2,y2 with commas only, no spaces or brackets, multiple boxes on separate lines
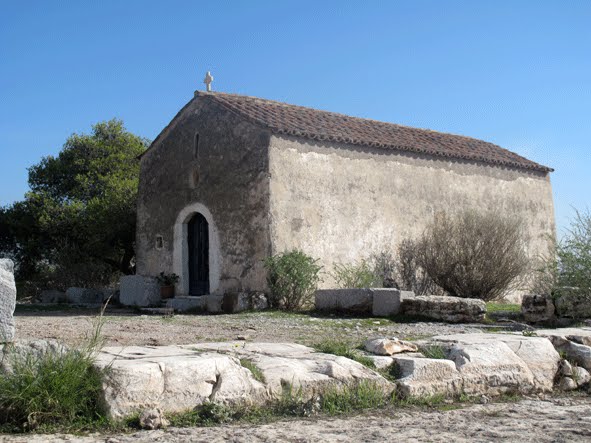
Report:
2,397,590,442
13,305,485,348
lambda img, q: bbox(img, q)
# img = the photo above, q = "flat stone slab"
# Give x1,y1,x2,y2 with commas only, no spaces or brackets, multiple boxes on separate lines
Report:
94,342,394,419
401,295,486,323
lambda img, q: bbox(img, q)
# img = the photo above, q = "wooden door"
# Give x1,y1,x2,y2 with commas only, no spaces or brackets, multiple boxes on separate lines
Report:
188,213,209,295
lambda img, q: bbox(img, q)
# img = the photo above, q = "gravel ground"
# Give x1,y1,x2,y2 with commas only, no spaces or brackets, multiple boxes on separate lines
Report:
14,304,486,348
2,397,591,442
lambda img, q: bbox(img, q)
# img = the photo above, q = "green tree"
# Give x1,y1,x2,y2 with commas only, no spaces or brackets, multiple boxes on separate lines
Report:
0,119,148,289
557,208,591,294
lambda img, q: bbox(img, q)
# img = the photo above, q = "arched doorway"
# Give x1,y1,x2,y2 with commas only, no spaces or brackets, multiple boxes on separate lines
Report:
188,213,209,295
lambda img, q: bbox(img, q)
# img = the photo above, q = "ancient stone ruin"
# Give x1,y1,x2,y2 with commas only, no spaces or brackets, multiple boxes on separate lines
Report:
0,259,16,343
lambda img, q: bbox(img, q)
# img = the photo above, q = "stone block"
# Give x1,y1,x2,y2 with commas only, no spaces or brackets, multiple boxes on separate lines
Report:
119,275,161,307
371,289,414,317
222,292,268,313
0,259,16,343
432,333,560,392
315,289,372,314
521,294,555,324
401,295,486,323
40,289,67,304
205,294,224,313
66,287,105,304
165,296,204,312
394,356,463,398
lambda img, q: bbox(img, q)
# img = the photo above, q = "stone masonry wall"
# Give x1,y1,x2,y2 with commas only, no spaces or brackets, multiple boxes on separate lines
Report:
268,135,555,301
136,96,272,295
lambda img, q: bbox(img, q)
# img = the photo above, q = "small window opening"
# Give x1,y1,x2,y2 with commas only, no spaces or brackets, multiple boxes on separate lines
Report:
194,133,200,159
191,168,200,187
155,235,163,250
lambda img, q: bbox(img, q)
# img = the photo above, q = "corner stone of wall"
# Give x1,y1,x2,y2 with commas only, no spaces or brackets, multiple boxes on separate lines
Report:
0,259,17,343
120,275,161,307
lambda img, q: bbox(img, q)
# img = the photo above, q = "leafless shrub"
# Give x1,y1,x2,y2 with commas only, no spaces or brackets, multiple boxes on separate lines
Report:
370,242,444,295
417,210,529,301
395,239,445,295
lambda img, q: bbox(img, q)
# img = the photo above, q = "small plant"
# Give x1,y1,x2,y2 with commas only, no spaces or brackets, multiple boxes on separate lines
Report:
320,381,387,414
169,402,233,427
370,251,397,288
522,330,537,337
313,340,375,369
240,358,266,383
420,345,448,360
275,382,314,416
332,260,381,289
264,250,322,311
0,304,109,432
156,272,180,286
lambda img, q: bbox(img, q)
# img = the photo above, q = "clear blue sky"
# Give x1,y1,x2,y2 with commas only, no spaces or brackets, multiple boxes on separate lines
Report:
1,1,589,233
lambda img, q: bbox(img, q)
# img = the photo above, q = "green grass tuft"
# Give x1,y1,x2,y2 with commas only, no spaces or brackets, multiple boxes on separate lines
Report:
420,345,448,360
320,381,388,414
0,304,109,433
240,358,266,383
313,340,375,369
486,303,521,313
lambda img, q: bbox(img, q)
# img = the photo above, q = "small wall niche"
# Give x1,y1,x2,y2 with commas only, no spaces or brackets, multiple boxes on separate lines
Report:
194,133,200,159
189,168,200,188
155,235,164,250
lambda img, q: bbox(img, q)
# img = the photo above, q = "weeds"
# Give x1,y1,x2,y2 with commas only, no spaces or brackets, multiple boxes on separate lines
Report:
0,303,110,433
313,340,375,368
240,358,266,383
486,303,521,314
420,345,448,360
320,381,388,414
332,260,381,289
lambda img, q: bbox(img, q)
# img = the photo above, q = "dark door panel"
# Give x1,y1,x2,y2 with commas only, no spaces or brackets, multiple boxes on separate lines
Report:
188,213,209,295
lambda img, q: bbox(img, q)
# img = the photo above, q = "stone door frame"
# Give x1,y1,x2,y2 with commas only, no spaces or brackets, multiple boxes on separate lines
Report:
173,202,221,296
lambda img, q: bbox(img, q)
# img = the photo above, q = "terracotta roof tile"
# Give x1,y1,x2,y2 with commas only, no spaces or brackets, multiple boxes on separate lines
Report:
201,91,552,173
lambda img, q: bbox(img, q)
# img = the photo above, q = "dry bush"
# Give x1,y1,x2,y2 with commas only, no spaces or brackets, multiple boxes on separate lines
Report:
371,243,444,295
417,210,528,301
394,239,445,295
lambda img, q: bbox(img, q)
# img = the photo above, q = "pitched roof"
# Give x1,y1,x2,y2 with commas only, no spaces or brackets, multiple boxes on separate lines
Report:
200,91,551,173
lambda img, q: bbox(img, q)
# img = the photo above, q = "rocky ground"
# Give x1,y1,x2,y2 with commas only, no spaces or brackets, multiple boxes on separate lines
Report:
1,396,590,442
8,304,591,442
13,304,487,348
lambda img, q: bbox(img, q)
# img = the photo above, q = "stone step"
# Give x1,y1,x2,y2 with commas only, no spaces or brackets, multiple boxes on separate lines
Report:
139,307,175,316
163,296,205,313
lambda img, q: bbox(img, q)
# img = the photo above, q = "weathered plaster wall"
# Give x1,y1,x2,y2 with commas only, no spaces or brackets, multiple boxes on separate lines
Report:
136,96,271,294
268,135,555,299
